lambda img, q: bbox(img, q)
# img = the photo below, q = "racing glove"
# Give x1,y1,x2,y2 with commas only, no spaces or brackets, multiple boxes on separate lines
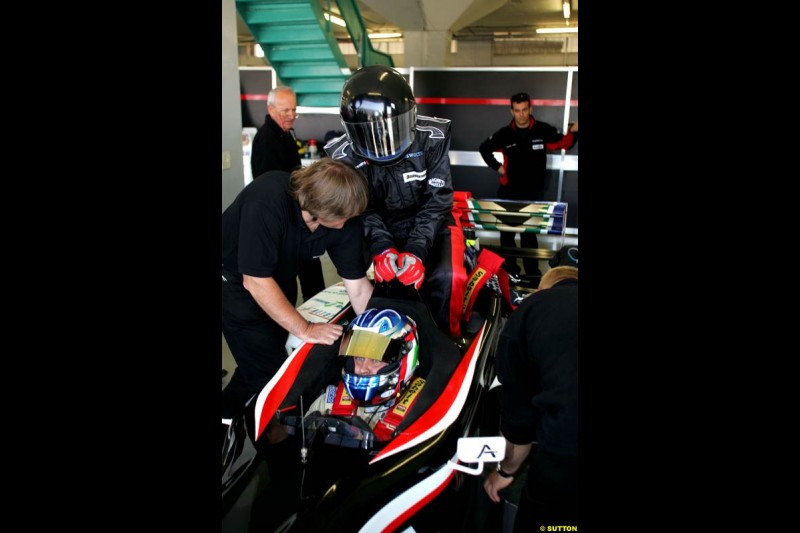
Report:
373,248,400,282
497,166,508,186
396,252,425,290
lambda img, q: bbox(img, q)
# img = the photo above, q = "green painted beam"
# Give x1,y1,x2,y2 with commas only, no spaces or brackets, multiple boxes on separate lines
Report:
333,0,394,67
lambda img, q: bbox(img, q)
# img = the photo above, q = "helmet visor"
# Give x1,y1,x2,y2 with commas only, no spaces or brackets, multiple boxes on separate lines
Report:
339,329,403,363
343,107,416,163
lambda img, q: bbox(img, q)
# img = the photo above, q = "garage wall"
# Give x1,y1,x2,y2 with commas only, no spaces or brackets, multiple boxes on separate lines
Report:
238,66,579,227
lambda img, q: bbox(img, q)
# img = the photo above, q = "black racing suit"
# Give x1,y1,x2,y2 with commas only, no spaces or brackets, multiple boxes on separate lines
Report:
325,116,467,335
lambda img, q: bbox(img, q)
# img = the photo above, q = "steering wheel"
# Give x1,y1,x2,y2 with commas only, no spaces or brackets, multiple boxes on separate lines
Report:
302,413,376,450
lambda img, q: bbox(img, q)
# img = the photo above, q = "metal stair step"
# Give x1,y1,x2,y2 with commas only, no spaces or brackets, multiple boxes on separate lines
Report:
297,93,342,107
269,44,343,62
277,63,347,78
284,78,347,94
252,24,326,44
236,0,313,4
237,3,316,25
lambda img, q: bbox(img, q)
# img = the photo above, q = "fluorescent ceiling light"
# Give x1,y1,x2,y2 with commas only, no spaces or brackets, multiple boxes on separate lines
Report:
563,1,571,19
536,27,578,34
324,12,346,27
368,32,402,39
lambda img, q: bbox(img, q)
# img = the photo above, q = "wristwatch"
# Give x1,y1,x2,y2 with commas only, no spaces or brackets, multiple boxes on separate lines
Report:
496,463,514,478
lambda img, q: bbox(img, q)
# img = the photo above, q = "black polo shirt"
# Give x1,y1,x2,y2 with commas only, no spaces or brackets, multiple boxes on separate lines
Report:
497,279,578,456
251,114,301,177
222,170,367,304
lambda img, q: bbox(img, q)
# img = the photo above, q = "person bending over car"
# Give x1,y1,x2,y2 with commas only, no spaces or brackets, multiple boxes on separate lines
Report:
221,158,374,422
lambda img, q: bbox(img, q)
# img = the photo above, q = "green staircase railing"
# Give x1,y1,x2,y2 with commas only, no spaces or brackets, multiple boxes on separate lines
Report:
237,0,394,107
332,0,394,68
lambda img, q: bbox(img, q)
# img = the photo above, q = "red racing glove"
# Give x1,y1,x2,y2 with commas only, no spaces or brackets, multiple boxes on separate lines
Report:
499,175,509,186
396,252,425,290
373,248,400,282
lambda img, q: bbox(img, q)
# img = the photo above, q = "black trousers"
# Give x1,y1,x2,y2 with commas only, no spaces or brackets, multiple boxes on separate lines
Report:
513,450,579,532
499,231,541,277
297,257,325,302
221,279,289,419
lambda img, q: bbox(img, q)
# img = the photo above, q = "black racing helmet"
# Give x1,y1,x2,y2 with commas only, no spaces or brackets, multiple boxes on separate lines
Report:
340,65,417,165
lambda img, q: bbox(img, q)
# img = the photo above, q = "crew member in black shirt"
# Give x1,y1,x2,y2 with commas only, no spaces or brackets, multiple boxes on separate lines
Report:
484,266,578,530
222,158,373,420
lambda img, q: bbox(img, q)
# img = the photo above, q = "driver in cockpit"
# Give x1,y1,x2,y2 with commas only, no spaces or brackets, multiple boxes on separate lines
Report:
305,308,424,440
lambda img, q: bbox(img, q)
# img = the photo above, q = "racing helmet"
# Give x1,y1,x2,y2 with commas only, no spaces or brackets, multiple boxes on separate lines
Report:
339,65,417,165
339,308,419,405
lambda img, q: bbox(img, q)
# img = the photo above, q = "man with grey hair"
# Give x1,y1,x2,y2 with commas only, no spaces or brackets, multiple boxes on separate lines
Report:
251,86,301,177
